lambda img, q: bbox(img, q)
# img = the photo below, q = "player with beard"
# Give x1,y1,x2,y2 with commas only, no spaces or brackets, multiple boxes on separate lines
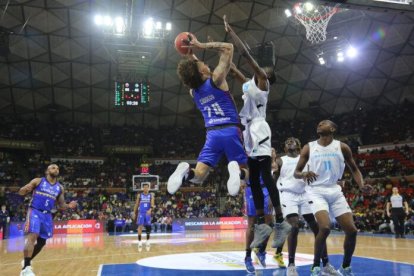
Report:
18,164,77,276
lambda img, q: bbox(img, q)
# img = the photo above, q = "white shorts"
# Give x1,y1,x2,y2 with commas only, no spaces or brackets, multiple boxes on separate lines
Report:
305,185,351,218
279,190,312,217
243,118,272,157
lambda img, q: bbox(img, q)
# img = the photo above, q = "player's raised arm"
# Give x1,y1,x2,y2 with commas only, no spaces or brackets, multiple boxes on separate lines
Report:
183,36,233,90
230,62,247,84
18,178,42,196
56,186,77,210
223,15,268,90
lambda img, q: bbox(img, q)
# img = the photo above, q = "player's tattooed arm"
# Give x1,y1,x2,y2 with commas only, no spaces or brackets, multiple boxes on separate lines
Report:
230,62,247,84
294,144,318,184
223,15,267,90
56,187,77,210
18,178,42,196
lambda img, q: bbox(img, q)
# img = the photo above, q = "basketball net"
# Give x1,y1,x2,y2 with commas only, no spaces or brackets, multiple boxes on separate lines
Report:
293,3,340,44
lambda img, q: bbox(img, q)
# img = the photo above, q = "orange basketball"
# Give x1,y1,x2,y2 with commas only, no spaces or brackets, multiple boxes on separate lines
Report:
174,32,196,55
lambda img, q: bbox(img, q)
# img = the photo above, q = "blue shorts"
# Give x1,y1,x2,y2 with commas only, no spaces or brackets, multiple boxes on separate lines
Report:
25,208,53,239
137,213,151,226
198,126,248,167
244,187,272,217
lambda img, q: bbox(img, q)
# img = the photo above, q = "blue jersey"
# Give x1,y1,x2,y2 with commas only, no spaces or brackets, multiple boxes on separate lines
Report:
30,177,62,212
139,193,152,213
193,79,240,128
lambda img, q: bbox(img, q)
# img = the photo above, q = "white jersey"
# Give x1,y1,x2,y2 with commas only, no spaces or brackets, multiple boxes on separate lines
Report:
307,139,345,187
239,77,271,157
278,155,306,193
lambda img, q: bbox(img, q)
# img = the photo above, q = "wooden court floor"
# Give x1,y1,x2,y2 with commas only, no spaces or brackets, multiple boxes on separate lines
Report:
1,230,413,276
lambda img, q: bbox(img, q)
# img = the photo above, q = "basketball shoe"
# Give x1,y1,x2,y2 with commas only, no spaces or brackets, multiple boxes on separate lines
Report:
322,263,341,276
272,220,292,248
338,266,354,276
273,252,286,268
20,266,35,276
287,264,298,276
254,249,267,268
244,257,255,274
227,161,241,196
250,223,272,248
168,162,190,194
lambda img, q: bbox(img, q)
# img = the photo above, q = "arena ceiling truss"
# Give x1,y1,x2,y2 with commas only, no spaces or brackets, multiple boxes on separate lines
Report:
0,0,413,127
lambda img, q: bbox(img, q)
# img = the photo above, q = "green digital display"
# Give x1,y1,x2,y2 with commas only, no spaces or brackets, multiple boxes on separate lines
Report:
114,81,150,107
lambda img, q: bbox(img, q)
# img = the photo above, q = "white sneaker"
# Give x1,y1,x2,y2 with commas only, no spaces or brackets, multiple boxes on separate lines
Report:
287,264,299,276
20,266,35,276
145,240,151,251
322,263,342,276
167,162,190,194
227,161,241,196
21,260,33,269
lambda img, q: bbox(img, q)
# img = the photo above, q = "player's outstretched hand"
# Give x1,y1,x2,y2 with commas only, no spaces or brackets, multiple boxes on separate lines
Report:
360,184,374,195
302,171,318,184
223,15,230,32
181,34,202,50
68,201,77,209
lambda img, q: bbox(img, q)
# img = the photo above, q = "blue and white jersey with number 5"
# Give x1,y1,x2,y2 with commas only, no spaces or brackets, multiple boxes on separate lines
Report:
192,79,240,128
308,139,345,187
30,177,62,212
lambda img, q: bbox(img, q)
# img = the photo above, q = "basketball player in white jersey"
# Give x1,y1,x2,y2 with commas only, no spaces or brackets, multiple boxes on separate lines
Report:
294,120,372,276
224,15,291,251
275,138,339,276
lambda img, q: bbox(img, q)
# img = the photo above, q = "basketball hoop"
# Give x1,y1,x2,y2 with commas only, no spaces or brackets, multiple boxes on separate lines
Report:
292,2,340,44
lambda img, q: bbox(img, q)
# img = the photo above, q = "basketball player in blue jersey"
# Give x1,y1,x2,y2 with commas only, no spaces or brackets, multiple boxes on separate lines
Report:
275,138,338,276
133,183,155,250
294,120,373,276
223,15,291,252
17,164,77,276
243,176,285,274
169,34,248,196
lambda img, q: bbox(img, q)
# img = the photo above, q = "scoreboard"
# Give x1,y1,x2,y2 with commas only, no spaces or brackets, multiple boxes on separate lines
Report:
114,81,150,107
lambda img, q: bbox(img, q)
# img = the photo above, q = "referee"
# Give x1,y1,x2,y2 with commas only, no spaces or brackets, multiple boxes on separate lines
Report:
386,187,409,239
0,204,10,239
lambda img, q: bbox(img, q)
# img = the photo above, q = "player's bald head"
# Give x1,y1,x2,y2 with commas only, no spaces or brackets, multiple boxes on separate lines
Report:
46,164,59,177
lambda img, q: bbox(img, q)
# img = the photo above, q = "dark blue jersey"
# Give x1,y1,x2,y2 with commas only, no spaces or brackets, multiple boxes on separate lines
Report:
139,193,152,214
193,79,240,128
30,177,62,212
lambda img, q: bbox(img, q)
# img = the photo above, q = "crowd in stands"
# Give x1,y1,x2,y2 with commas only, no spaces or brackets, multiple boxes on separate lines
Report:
0,102,413,235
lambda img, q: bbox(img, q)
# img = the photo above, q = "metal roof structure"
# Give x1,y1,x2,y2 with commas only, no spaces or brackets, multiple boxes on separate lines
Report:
0,0,413,127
